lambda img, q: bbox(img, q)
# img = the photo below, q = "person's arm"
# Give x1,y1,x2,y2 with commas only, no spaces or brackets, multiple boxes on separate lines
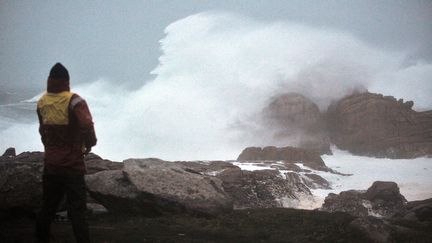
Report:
70,95,97,154
36,108,46,146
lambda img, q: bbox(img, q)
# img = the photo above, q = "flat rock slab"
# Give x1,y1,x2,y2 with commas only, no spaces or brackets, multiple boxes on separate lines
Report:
123,159,233,215
87,158,233,216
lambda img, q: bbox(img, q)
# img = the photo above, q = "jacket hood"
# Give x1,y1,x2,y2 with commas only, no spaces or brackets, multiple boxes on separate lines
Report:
47,63,70,93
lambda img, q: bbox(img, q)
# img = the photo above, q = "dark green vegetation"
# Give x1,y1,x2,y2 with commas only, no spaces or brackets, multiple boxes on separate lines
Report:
2,208,369,243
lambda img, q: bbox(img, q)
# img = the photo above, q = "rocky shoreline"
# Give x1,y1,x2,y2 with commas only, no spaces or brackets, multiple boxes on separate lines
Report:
1,147,431,242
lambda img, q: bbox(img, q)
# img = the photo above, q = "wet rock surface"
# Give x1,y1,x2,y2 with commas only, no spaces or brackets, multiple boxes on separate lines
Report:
237,146,329,171
216,168,312,209
321,181,407,218
321,181,432,242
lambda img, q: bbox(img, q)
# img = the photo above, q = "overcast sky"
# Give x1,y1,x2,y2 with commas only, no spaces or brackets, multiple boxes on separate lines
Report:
1,0,431,97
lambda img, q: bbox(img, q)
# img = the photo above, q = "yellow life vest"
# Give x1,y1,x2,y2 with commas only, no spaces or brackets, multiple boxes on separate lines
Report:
37,91,74,125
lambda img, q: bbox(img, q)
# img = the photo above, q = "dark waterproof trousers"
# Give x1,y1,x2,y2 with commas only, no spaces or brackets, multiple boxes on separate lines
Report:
35,174,90,243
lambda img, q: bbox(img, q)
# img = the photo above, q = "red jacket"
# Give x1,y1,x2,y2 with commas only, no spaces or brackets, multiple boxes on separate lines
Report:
37,77,97,175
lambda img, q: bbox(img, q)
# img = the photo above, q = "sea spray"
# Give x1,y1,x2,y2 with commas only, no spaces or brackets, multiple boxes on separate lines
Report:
1,12,431,161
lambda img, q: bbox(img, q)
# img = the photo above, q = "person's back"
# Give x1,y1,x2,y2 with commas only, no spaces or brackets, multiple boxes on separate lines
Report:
35,63,96,243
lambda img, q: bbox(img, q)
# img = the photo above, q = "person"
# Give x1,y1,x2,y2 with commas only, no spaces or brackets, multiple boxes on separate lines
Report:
35,63,97,243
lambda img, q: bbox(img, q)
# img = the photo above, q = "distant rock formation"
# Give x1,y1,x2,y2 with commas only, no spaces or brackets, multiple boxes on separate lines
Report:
327,92,432,158
262,93,331,154
237,146,329,171
258,91,432,159
321,181,407,218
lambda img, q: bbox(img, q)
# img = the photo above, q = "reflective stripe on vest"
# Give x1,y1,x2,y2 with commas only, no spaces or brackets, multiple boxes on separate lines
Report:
37,91,74,125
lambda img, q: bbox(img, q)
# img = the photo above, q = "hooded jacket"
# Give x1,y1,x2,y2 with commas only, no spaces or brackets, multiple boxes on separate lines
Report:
37,63,97,175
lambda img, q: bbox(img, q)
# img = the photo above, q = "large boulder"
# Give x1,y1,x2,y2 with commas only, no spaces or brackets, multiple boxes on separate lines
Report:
237,146,329,171
322,190,370,217
86,159,233,216
327,92,432,158
262,93,331,154
85,170,146,215
365,181,406,203
285,172,331,190
84,154,123,174
0,161,43,212
321,181,407,218
0,151,121,215
124,159,233,215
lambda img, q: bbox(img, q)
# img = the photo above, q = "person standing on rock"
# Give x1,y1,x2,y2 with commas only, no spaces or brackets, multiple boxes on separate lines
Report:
35,63,97,243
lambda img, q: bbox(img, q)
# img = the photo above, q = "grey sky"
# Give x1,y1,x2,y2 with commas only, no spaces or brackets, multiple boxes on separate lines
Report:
1,0,431,99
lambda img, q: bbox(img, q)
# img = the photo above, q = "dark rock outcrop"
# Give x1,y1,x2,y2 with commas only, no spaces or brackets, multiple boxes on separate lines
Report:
393,198,432,222
216,168,312,209
2,147,16,157
322,190,370,217
365,181,406,203
327,92,432,158
321,181,407,218
301,173,331,189
262,93,331,154
349,216,394,243
14,151,44,163
0,161,43,211
237,146,328,171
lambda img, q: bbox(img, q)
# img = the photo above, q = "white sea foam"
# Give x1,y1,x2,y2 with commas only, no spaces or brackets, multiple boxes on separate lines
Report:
230,147,432,209
294,147,432,209
319,147,432,202
232,162,276,171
